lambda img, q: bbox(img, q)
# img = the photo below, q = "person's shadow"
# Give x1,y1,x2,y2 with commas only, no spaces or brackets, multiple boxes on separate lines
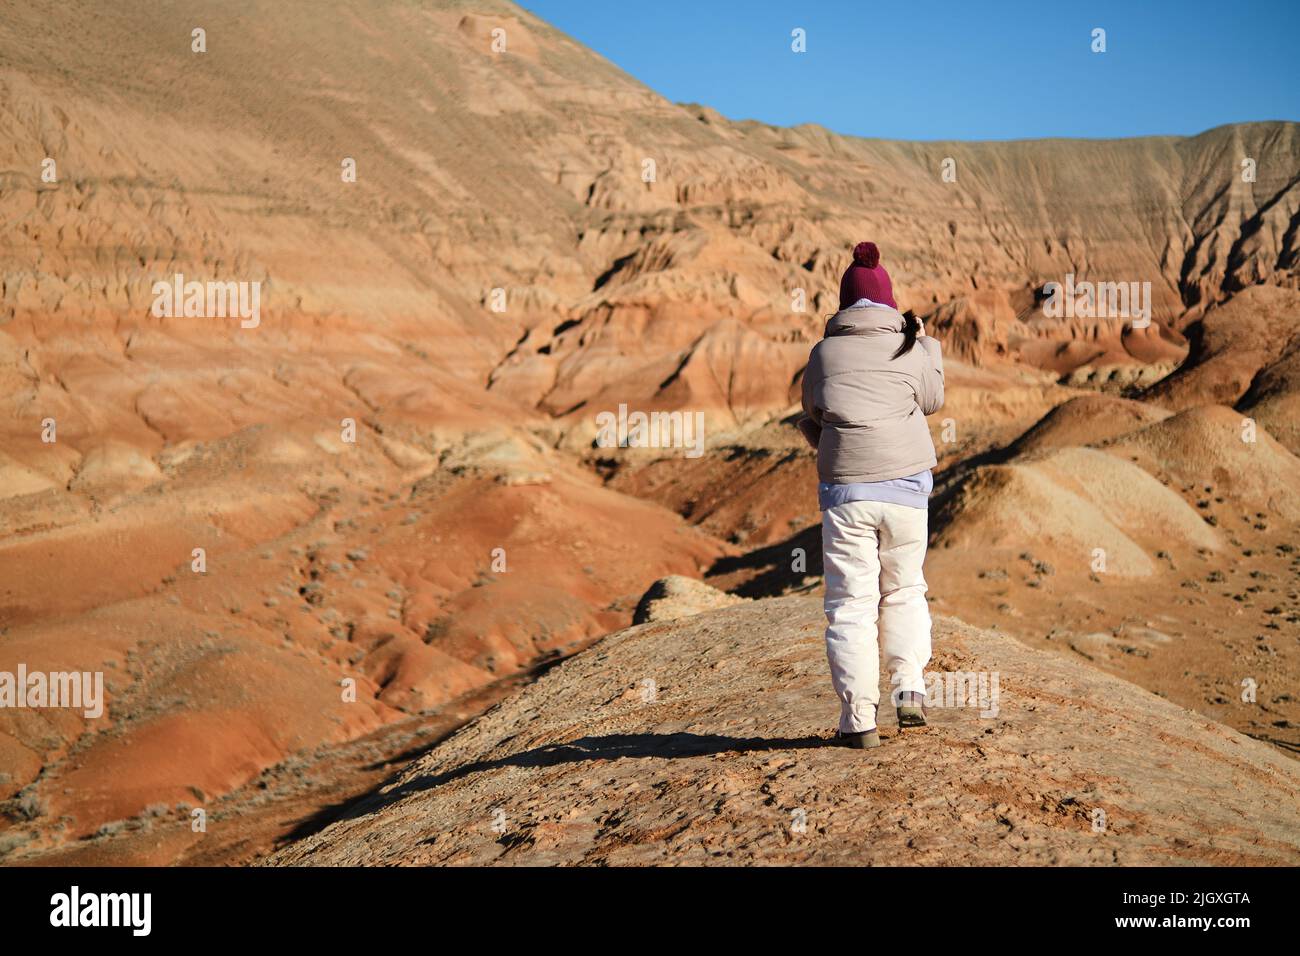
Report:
284,732,826,843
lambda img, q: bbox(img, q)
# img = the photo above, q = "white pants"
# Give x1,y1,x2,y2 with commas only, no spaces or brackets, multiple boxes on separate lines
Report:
822,500,932,733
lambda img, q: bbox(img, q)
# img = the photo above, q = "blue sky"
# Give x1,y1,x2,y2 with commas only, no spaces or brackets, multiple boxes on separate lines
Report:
517,0,1300,141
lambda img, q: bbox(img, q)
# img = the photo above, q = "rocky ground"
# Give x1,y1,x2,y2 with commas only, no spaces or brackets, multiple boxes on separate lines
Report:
267,592,1300,866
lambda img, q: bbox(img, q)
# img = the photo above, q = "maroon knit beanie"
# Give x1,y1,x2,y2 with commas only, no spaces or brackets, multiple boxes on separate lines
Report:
838,242,896,310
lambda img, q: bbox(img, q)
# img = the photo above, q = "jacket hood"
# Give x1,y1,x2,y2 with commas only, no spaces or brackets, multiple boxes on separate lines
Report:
824,302,905,338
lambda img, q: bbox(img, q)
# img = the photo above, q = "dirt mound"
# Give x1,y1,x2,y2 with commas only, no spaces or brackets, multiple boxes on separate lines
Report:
1239,343,1300,457
1106,405,1300,521
632,575,745,624
1143,286,1300,412
264,596,1300,866
1008,395,1172,455
933,446,1221,577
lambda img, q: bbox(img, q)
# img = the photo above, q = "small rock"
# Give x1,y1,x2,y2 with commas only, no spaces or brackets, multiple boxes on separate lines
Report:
633,576,745,625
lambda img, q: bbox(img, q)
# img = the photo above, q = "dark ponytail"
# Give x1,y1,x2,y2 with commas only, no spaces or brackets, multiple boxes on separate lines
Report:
892,309,920,359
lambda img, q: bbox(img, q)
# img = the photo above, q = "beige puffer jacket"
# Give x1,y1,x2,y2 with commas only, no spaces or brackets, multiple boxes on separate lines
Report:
799,303,945,483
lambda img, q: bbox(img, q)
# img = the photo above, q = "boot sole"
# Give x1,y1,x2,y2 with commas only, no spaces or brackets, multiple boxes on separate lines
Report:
897,708,927,728
834,730,881,749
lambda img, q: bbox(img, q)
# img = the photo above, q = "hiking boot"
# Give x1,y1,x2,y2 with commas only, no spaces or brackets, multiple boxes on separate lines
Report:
832,728,881,749
896,690,928,728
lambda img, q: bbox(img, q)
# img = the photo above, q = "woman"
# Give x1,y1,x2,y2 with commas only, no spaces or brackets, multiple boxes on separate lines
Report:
798,242,945,749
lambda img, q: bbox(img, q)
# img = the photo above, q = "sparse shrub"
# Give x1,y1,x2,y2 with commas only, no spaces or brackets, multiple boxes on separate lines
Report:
15,789,46,821
0,830,32,858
